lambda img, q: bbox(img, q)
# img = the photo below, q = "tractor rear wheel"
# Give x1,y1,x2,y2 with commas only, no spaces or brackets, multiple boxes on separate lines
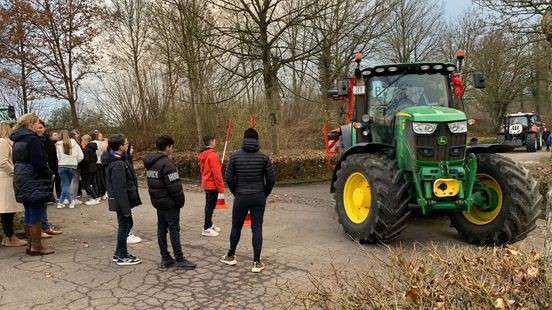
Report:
526,132,537,152
334,154,411,243
449,154,541,245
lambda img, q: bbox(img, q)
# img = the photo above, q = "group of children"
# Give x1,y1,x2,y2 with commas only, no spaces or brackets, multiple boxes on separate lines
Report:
107,128,276,273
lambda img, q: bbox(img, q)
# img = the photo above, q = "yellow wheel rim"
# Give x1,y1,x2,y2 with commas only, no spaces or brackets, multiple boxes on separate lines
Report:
463,173,503,225
343,172,371,224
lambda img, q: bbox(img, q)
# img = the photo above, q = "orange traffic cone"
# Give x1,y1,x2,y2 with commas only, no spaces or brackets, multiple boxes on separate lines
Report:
243,212,251,226
216,193,229,209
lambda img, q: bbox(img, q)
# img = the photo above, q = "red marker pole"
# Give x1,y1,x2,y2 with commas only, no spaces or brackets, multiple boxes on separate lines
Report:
221,118,232,165
250,113,255,128
216,118,232,210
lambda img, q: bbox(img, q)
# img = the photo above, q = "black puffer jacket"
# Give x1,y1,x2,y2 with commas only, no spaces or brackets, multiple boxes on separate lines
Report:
225,138,275,196
102,151,141,215
143,152,185,210
10,127,53,204
40,133,58,172
79,142,98,175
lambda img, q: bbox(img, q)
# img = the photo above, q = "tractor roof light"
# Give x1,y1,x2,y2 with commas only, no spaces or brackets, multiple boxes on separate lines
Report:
375,68,385,73
413,122,438,135
421,65,430,70
354,53,363,61
456,49,465,60
388,66,398,72
447,66,456,72
433,64,443,70
362,70,371,76
448,121,468,133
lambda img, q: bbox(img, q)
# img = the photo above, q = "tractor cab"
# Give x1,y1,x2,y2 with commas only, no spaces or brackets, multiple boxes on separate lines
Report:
0,105,16,121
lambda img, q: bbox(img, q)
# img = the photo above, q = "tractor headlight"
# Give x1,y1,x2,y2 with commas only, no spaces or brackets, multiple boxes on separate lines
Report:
413,122,438,134
361,114,370,122
448,121,468,133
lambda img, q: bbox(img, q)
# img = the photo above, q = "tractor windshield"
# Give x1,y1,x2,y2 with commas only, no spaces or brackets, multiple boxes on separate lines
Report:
507,116,529,127
369,73,450,117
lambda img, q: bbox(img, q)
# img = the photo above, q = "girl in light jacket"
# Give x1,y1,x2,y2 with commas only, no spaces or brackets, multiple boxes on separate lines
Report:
0,122,26,247
56,130,83,209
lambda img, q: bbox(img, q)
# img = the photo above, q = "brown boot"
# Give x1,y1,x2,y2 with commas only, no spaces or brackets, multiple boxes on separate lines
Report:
25,225,31,254
4,235,27,247
41,230,52,239
29,224,54,256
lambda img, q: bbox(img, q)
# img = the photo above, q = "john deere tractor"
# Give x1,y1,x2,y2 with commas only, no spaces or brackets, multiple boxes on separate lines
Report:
326,55,541,245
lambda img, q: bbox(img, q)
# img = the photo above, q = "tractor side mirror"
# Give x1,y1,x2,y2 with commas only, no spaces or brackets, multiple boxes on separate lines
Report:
7,105,15,119
337,79,349,96
473,72,485,89
326,89,339,99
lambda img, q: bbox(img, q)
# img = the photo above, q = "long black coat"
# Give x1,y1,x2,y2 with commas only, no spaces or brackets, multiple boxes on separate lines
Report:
10,128,53,204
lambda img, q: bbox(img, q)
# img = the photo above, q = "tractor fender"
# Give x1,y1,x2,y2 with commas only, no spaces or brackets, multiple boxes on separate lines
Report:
466,143,517,154
330,142,395,193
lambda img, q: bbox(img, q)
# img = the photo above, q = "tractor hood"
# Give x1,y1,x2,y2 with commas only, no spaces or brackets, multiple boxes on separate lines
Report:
400,106,466,122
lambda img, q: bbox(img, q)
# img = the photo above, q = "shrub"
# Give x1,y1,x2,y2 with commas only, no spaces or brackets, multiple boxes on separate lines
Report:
281,245,550,309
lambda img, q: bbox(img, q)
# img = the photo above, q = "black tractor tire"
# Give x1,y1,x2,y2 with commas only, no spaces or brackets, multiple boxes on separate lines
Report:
449,154,541,245
537,132,543,150
526,132,537,152
496,133,505,144
334,153,411,243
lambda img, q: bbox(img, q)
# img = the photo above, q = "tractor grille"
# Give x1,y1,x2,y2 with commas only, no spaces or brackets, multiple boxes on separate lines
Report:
407,121,467,162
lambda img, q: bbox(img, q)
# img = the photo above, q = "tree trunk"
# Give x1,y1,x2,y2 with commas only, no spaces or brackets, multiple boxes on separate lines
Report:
263,69,279,154
69,98,79,129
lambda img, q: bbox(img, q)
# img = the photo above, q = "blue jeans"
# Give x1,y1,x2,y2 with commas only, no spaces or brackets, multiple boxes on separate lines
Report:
41,203,49,230
23,202,47,225
58,167,76,203
115,211,133,258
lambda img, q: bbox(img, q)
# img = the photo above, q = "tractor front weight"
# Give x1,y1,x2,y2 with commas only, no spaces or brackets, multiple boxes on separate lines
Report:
412,153,477,214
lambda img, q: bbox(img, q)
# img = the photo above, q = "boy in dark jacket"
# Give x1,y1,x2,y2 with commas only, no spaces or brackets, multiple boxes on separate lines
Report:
102,134,142,266
144,135,196,270
80,134,100,205
220,128,275,273
198,134,225,237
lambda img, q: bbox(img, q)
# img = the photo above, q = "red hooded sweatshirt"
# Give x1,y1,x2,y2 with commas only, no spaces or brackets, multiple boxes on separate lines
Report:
198,147,224,193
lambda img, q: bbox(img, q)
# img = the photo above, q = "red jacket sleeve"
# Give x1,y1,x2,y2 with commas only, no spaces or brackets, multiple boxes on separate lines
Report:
208,152,225,193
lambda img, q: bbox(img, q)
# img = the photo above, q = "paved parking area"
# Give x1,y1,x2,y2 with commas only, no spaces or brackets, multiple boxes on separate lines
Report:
0,181,545,309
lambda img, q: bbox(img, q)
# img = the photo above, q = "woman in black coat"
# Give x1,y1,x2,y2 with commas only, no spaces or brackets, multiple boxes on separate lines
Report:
9,113,54,256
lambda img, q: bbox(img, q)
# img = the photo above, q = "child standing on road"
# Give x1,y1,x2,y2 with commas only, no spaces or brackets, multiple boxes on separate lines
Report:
220,128,275,273
103,134,142,266
198,134,225,237
144,135,196,270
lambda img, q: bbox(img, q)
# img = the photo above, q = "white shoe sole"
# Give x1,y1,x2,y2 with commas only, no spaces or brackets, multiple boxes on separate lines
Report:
220,259,237,266
252,267,265,273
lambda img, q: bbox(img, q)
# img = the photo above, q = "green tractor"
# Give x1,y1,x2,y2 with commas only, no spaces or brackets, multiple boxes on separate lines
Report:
326,55,541,245
0,105,16,122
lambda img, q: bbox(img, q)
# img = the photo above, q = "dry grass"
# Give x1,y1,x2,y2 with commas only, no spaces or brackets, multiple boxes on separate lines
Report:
281,244,551,309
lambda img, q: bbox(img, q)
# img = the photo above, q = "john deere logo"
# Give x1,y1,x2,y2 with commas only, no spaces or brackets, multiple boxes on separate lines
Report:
437,136,448,145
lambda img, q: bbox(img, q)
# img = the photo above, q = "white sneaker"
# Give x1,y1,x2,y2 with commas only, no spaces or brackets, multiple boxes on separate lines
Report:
96,198,101,203
102,194,108,200
56,204,66,209
211,225,221,232
73,199,83,205
68,201,75,209
62,199,69,205
85,199,99,206
127,234,142,244
202,228,219,237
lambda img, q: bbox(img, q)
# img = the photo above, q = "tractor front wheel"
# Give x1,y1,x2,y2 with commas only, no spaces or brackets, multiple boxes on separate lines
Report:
334,154,411,243
449,154,541,245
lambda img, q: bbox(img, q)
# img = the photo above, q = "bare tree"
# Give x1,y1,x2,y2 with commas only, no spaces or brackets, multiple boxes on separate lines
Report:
206,0,337,154
379,0,445,63
27,0,105,129
0,0,42,113
471,29,532,129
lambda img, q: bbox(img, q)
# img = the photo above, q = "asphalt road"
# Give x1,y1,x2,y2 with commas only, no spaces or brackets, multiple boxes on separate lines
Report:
0,149,548,309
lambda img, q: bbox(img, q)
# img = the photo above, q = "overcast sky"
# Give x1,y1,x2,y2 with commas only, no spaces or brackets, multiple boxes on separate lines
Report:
445,0,473,17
